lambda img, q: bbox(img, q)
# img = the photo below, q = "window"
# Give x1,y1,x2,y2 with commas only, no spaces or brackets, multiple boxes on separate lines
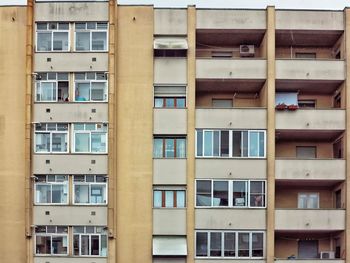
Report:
153,137,186,158
196,130,265,158
74,73,108,102
195,231,265,258
153,189,186,208
75,22,108,51
212,99,233,108
196,180,266,208
35,73,69,102
73,175,107,204
73,226,107,256
35,226,68,255
154,97,186,108
36,22,69,52
34,123,68,153
34,175,68,205
296,146,316,159
298,100,316,108
298,193,319,209
73,123,108,153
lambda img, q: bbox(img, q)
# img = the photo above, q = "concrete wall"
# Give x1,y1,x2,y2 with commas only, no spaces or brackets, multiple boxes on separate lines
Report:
276,142,334,159
153,209,186,235
154,9,187,35
197,10,266,29
0,7,27,263
276,47,335,59
196,108,267,129
35,2,109,21
153,109,187,134
153,159,187,185
154,58,187,84
196,59,267,79
195,209,266,229
33,103,108,123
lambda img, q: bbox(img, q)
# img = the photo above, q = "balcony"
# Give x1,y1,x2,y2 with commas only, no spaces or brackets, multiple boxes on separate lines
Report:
275,209,345,230
153,209,186,235
33,103,108,123
154,108,187,134
275,261,344,263
34,257,107,263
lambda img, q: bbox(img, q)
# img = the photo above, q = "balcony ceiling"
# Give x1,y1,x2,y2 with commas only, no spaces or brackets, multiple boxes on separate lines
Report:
196,29,265,47
276,129,343,142
196,79,265,93
275,230,343,236
276,30,343,47
276,179,343,187
276,80,343,94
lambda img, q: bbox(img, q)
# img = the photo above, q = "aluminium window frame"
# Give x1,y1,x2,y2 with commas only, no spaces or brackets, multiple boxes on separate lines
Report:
34,175,69,205
35,22,70,52
35,73,69,102
73,73,108,102
34,123,69,154
72,123,108,154
34,226,69,256
72,175,108,205
297,192,320,209
73,22,109,52
73,227,108,257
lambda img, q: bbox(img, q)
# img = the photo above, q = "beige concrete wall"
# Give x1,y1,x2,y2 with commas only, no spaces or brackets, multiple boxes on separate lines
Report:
275,159,345,181
275,209,345,230
32,154,108,174
196,10,266,29
275,109,345,130
34,257,107,263
297,94,334,109
196,46,265,59
35,2,109,21
153,109,187,134
153,209,186,235
276,142,334,158
195,209,266,229
153,159,187,185
195,108,267,129
116,6,153,263
276,10,344,30
276,60,345,80
154,9,187,35
33,206,107,225
34,53,108,72
196,159,266,179
196,59,267,79
33,103,108,123
154,58,187,84
0,6,27,263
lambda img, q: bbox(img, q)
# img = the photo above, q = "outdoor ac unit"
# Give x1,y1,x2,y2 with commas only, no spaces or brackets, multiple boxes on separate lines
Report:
320,251,335,259
240,44,255,57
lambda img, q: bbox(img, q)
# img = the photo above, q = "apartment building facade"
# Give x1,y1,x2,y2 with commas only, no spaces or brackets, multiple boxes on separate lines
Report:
0,1,349,263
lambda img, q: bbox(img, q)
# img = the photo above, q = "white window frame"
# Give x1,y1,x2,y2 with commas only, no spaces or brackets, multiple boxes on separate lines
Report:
74,72,108,102
195,179,267,209
34,226,69,256
195,130,266,158
34,123,69,154
72,175,108,205
73,226,108,257
72,123,108,154
297,192,320,209
195,230,265,259
35,22,70,52
35,72,69,102
74,22,109,52
34,175,69,205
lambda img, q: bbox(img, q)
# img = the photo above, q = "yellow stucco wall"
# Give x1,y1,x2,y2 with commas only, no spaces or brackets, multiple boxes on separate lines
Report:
0,6,27,263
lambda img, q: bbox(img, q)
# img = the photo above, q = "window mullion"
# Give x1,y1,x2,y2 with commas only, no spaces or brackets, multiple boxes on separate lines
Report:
207,232,210,257
247,181,250,208
249,232,252,258
221,231,224,258
211,180,214,207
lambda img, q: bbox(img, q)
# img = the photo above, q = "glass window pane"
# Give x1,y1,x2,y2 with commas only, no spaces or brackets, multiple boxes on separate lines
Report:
213,131,220,157
37,32,52,51
51,133,67,152
232,131,242,157
40,82,56,101
75,73,85,80
36,185,51,203
87,22,96,29
298,194,308,208
238,233,250,257
91,235,100,255
52,32,69,51
75,23,86,30
165,98,175,108
176,138,186,158
221,131,229,157
52,236,67,254
100,235,107,256
154,98,163,108
204,131,213,156
224,232,236,257
242,131,248,157
233,181,247,207
210,232,222,257
58,23,69,30
91,133,107,153
196,232,208,257
250,181,265,207
153,190,162,207
196,180,211,206
165,138,175,158
75,133,90,152
252,233,264,257
91,82,106,101
52,184,67,203
75,82,90,101
196,130,203,157
153,139,163,158
249,131,259,157
91,184,106,203
176,191,185,208
87,72,95,80
92,32,107,50
37,23,47,30
176,98,186,108
73,235,79,255
165,191,174,207
74,185,89,203
259,132,265,157
35,133,50,152
213,181,228,206
308,193,319,208
36,236,51,254
76,32,90,51
97,22,108,29
81,235,90,255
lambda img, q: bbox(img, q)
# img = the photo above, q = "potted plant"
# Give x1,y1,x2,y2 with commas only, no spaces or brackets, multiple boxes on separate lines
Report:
275,103,287,111
287,104,299,111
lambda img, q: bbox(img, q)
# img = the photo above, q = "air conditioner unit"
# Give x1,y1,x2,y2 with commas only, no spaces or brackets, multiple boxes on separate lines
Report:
240,44,255,57
320,251,335,259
